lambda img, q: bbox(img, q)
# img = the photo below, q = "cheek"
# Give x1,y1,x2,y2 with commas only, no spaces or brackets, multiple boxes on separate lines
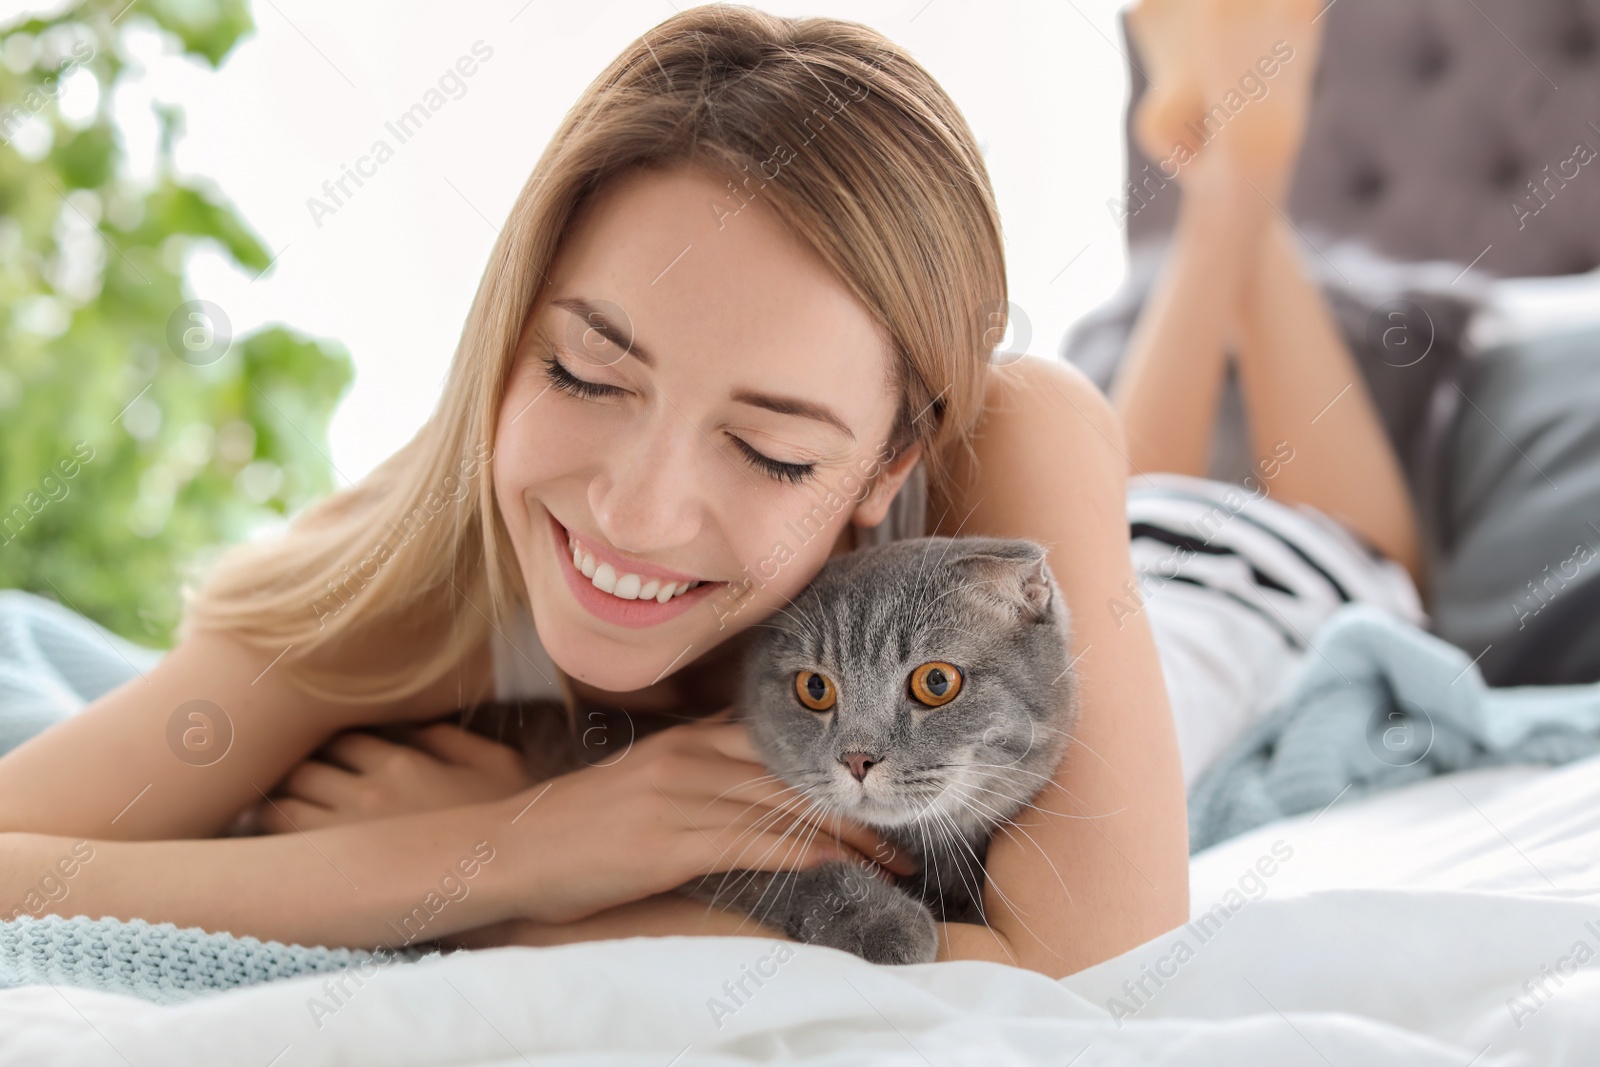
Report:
491,379,598,508
706,529,838,645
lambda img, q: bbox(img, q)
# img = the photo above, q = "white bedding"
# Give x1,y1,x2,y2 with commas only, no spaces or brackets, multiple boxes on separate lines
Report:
4,755,1598,1066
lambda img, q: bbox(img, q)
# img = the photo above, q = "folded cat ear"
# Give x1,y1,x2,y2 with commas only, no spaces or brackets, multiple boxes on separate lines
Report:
949,539,1056,623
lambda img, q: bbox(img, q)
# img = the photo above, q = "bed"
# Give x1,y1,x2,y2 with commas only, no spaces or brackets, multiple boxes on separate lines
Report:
6,1,1600,1063
4,755,1598,1065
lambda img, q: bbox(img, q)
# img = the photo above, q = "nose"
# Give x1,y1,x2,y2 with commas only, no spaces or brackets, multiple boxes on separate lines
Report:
839,751,879,782
589,411,703,557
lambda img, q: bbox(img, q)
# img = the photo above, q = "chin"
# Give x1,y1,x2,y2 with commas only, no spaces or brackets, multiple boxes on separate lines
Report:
828,785,921,829
532,612,666,693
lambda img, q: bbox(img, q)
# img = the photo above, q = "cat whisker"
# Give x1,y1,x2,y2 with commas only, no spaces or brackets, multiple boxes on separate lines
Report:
945,788,1077,915
924,762,1058,782
949,815,1050,925
704,772,791,807
945,765,1115,816
951,780,1084,821
711,789,813,858
716,771,851,844
940,822,1074,967
1047,731,1113,772
922,806,988,928
713,791,854,922
735,790,826,855
704,822,821,921
743,828,815,931
749,794,840,931
912,814,953,927
716,792,819,883
768,595,826,646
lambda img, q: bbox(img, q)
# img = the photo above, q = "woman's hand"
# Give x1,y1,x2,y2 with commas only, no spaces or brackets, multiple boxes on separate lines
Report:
252,724,537,833
504,707,917,926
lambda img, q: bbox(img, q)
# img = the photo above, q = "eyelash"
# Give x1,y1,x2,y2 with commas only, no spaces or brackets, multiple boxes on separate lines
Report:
539,353,819,486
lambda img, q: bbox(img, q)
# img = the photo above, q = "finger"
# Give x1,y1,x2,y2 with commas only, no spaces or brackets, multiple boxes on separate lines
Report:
277,758,360,809
693,720,767,764
653,751,903,870
689,792,872,871
256,795,333,834
317,730,423,773
709,824,870,877
663,758,798,820
411,723,520,769
725,790,917,879
677,761,919,878
763,806,914,876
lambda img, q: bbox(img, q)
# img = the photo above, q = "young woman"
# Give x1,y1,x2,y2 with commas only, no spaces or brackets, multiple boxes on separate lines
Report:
0,6,1187,978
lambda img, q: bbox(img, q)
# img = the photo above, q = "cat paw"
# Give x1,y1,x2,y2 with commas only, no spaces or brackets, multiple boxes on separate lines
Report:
788,862,939,966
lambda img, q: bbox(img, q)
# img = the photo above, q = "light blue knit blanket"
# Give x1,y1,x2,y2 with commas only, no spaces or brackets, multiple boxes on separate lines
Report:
1187,603,1600,852
0,590,439,1005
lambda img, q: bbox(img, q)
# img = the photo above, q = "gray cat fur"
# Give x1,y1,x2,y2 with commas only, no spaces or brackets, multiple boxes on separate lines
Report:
680,535,1078,965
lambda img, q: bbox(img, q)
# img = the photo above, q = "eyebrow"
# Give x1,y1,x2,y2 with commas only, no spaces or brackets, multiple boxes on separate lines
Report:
552,296,857,442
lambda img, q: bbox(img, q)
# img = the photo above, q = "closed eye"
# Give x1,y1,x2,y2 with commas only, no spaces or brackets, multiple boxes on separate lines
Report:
540,352,819,485
542,351,624,399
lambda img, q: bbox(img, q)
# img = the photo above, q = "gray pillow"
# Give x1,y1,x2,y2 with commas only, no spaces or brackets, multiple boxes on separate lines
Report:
1430,326,1600,685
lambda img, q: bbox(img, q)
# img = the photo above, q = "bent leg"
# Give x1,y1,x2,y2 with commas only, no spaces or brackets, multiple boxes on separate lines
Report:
1109,169,1260,480
1232,216,1423,587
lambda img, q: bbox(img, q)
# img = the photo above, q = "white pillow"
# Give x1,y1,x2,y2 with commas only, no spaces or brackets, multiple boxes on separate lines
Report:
1466,266,1600,350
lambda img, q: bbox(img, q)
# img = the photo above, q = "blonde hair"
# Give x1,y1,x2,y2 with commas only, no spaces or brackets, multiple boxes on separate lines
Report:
181,3,1007,708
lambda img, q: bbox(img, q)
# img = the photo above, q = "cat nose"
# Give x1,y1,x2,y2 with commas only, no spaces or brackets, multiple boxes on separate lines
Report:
839,751,879,782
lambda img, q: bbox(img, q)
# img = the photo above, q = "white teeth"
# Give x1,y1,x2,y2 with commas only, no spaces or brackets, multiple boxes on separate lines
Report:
565,526,703,604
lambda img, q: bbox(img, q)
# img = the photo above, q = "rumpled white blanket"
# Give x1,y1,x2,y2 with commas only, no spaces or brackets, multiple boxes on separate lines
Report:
4,755,1596,1066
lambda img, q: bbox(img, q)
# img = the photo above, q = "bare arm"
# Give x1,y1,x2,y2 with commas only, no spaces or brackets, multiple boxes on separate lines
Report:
0,626,492,841
0,622,502,944
934,356,1190,976
0,802,522,949
437,891,790,951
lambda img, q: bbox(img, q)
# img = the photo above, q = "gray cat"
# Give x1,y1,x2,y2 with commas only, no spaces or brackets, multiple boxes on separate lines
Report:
681,535,1078,965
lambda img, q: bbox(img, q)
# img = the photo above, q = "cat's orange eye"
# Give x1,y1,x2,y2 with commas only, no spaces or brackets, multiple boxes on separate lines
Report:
909,661,963,707
795,670,836,711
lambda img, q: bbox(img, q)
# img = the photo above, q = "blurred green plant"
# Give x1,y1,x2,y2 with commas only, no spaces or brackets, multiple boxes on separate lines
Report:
0,0,352,649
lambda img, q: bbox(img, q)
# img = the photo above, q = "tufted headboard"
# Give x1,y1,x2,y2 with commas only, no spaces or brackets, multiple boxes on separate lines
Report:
1120,0,1600,278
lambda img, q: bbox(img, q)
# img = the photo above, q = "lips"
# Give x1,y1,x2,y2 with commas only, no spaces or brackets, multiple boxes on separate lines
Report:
546,508,725,629
561,525,705,603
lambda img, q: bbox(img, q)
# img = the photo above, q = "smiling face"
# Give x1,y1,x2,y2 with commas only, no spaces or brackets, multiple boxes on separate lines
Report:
492,163,924,694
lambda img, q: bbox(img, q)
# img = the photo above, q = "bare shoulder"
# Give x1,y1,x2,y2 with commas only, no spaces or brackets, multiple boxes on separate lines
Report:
989,354,1125,452
932,355,1127,539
